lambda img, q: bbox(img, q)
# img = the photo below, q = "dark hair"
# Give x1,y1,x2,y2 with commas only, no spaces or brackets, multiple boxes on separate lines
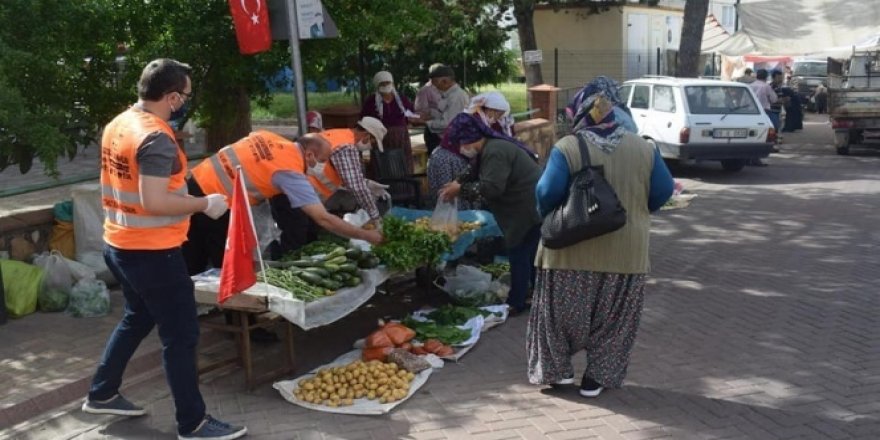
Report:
429,64,455,79
756,69,769,80
771,69,783,78
137,58,192,101
744,68,753,75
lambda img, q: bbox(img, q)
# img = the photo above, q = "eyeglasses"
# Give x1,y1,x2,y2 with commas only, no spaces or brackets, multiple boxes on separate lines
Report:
178,90,194,100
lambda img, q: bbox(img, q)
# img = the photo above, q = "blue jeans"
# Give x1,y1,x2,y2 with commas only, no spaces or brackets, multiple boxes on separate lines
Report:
767,110,781,132
90,245,205,435
507,225,541,311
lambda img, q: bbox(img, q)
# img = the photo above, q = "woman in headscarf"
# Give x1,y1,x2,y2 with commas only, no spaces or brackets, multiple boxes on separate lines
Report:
528,76,674,398
438,113,541,315
427,92,517,209
466,91,516,137
361,71,418,173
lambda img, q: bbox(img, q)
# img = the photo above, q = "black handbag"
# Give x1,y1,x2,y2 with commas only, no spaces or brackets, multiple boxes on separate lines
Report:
540,133,627,249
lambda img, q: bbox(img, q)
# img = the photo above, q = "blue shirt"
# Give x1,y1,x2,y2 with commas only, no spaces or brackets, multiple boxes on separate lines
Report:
271,171,321,208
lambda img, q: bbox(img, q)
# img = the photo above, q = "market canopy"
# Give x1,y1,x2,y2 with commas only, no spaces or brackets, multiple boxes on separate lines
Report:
711,0,880,56
701,14,731,53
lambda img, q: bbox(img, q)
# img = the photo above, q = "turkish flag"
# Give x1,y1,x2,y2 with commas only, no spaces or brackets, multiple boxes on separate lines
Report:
228,0,272,55
218,168,258,303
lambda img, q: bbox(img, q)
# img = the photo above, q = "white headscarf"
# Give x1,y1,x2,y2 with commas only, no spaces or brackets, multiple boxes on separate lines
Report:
372,71,406,119
466,91,514,136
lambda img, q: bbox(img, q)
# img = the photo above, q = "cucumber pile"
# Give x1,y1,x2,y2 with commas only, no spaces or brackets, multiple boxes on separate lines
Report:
263,244,382,301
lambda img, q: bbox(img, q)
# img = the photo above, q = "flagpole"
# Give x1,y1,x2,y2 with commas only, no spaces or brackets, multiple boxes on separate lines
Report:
237,167,270,292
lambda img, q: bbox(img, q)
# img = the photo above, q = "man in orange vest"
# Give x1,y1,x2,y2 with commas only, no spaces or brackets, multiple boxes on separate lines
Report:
82,59,247,440
184,131,383,275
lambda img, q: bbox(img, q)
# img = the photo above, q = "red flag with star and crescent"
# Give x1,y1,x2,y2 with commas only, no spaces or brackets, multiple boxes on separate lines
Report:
229,0,272,55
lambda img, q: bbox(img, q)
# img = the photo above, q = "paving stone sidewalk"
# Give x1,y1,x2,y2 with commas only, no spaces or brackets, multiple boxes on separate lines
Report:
4,114,880,439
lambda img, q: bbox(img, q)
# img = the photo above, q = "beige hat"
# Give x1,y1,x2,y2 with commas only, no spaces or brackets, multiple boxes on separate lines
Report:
357,117,387,152
373,71,393,86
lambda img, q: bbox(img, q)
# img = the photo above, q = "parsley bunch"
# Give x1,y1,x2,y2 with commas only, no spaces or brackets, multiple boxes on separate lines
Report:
373,216,451,271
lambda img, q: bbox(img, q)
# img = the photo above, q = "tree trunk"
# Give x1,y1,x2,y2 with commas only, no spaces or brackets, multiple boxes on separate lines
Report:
203,86,252,153
677,0,710,78
513,0,543,88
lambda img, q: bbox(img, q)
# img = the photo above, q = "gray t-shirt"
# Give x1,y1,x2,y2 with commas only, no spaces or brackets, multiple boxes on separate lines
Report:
271,171,321,208
136,132,182,177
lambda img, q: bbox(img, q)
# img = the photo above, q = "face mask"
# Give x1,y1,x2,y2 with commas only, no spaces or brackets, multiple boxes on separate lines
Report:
460,146,478,159
378,85,393,94
169,100,189,125
356,139,372,151
308,161,326,176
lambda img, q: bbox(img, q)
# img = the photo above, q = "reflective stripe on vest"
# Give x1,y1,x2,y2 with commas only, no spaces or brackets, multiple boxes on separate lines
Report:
308,166,342,199
207,147,263,202
101,185,188,227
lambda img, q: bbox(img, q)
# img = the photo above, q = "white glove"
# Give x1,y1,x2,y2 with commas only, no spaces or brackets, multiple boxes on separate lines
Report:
366,179,391,200
202,194,229,220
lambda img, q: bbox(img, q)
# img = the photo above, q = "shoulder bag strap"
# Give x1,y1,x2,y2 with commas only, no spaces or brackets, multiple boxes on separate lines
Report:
575,132,593,170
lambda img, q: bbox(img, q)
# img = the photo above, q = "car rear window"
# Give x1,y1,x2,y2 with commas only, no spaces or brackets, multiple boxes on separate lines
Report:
684,86,760,115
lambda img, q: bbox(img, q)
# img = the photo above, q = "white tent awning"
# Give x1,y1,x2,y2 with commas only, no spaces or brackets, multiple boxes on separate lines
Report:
711,0,880,56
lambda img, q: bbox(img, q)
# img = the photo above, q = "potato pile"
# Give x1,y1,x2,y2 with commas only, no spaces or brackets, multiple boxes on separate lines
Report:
293,360,416,407
412,217,481,239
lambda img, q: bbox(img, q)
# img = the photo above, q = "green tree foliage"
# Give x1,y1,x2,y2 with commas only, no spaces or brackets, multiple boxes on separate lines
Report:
0,0,516,175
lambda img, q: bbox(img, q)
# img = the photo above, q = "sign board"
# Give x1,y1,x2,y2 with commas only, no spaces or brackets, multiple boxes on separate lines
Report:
268,0,338,40
523,50,543,64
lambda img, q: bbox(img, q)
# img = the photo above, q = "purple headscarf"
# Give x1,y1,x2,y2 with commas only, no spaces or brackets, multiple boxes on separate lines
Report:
441,113,536,161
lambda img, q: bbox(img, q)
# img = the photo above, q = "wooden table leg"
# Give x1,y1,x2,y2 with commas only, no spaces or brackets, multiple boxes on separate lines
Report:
284,322,295,374
238,311,254,390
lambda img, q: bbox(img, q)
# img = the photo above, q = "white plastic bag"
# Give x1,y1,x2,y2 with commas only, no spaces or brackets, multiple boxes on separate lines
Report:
440,265,496,307
252,200,281,253
67,278,110,318
430,198,459,236
343,209,373,251
33,251,73,312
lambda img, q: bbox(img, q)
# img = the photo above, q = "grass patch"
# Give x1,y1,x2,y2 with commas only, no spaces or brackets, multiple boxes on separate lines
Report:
251,82,529,122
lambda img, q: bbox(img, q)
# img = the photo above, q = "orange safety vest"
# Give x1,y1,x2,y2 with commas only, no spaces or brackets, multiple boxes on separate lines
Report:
309,129,353,200
190,130,306,206
101,108,190,250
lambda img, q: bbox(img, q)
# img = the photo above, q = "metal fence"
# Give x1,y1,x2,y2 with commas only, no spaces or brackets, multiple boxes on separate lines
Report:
544,47,720,135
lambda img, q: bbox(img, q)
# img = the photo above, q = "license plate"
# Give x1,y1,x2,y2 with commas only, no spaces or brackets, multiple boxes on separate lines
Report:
713,128,748,138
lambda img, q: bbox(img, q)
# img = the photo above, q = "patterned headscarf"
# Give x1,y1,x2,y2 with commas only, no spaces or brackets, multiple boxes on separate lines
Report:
466,91,515,137
441,113,536,161
566,76,633,153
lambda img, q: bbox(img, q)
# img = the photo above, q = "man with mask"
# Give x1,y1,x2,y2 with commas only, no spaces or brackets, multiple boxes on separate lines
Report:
82,58,246,440
184,131,383,275
308,116,391,225
422,64,470,154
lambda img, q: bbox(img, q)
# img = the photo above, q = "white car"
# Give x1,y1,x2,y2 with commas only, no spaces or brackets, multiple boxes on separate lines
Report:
619,77,776,172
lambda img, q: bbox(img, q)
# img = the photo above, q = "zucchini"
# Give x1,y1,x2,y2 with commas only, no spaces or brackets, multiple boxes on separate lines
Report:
345,276,362,287
338,263,358,274
324,263,341,272
320,279,342,290
297,271,323,285
326,255,348,265
325,247,347,259
290,259,317,268
331,273,346,282
344,248,362,260
303,267,330,277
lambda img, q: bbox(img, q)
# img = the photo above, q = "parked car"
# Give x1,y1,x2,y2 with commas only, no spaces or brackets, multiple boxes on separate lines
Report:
620,77,776,172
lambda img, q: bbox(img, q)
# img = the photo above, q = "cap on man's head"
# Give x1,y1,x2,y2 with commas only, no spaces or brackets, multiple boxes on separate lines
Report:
356,117,387,152
373,71,393,86
429,64,455,79
306,111,323,130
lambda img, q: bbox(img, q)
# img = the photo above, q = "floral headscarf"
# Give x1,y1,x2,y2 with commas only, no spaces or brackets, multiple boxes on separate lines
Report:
441,113,536,161
566,76,634,153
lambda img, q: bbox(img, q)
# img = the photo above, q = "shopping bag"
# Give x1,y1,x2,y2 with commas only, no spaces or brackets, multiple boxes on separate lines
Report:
1,259,45,318
430,198,459,236
33,251,73,312
49,220,75,259
67,278,110,318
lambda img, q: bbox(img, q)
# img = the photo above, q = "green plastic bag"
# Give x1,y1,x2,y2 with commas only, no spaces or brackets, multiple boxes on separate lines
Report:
67,279,110,318
1,259,45,318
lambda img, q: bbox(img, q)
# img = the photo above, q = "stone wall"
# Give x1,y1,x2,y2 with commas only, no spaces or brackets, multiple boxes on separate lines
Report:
514,118,557,165
0,208,54,261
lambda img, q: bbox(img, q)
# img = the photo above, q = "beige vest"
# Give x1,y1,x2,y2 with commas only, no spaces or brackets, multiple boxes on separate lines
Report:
535,132,655,274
